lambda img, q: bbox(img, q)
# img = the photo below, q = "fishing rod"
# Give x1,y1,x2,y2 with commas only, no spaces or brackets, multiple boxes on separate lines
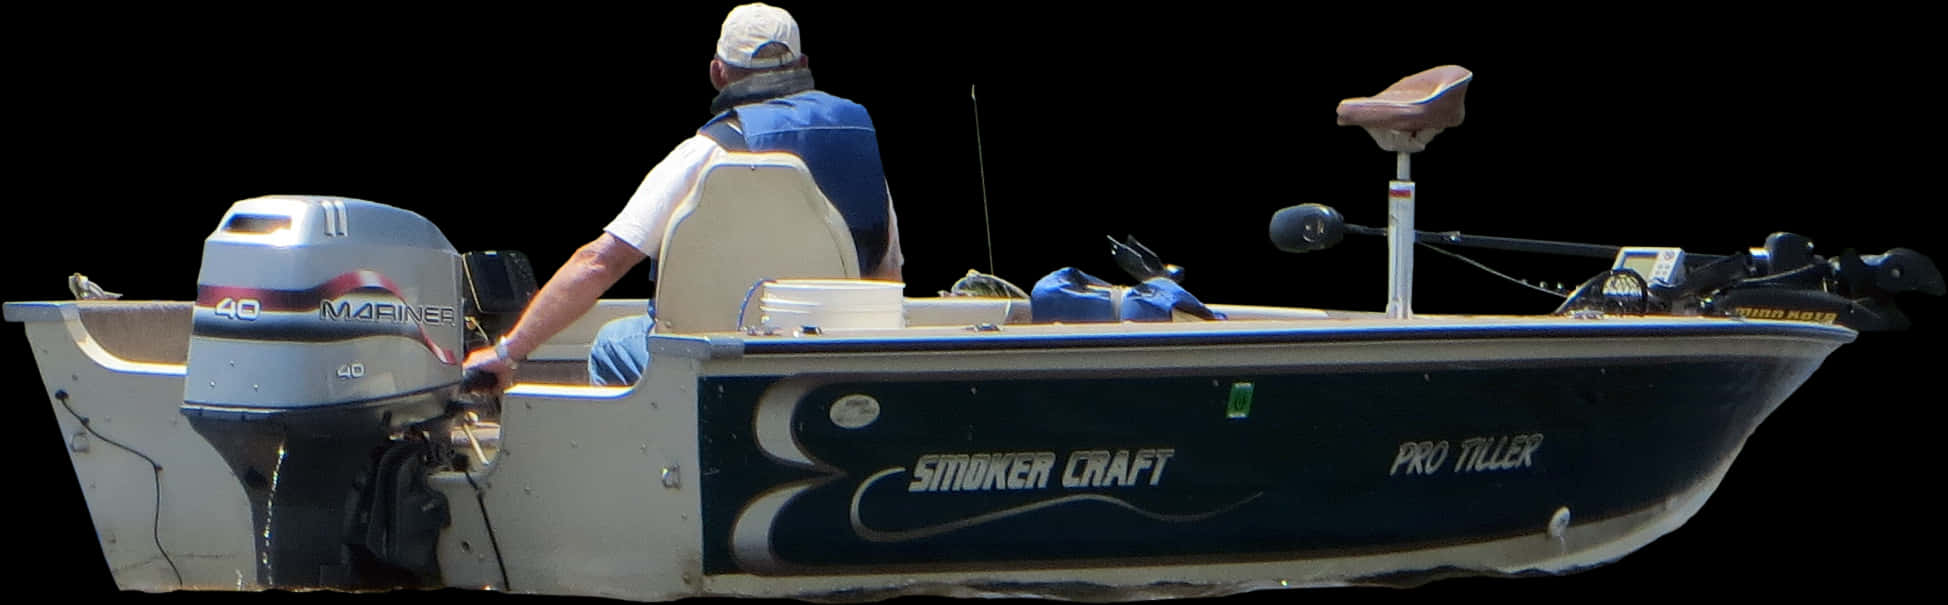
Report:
1269,203,1731,266
971,84,996,276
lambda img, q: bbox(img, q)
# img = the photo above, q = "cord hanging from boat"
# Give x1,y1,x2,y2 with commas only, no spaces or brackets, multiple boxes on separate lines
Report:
53,389,184,586
460,457,512,592
1416,242,1569,298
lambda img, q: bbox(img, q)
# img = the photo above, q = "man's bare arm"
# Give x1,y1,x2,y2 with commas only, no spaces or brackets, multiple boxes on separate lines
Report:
464,232,647,387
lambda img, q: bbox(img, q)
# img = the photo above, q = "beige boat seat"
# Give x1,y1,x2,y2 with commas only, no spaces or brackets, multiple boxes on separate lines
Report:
652,152,863,334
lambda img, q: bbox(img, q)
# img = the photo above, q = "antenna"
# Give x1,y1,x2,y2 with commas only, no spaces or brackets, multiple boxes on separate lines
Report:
972,84,996,275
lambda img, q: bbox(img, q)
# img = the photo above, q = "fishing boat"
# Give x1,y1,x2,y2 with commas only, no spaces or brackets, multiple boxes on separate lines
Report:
11,49,1942,605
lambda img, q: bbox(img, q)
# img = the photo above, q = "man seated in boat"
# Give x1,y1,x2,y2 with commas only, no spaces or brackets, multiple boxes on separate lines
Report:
462,2,904,388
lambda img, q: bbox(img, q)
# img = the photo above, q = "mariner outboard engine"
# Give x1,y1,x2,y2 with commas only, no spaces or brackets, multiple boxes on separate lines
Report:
181,195,465,589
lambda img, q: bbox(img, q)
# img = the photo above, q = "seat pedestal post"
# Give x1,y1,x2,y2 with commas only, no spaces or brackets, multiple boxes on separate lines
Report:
1335,64,1473,319
1387,151,1415,319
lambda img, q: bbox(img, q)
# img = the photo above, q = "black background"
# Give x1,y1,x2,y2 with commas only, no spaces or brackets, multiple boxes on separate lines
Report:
8,3,1942,603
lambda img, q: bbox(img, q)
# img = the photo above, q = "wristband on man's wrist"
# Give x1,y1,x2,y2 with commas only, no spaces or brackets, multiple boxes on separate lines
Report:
495,337,521,370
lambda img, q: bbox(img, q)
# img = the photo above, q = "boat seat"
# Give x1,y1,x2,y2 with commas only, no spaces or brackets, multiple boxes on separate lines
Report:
74,301,193,364
1336,65,1473,152
653,152,863,334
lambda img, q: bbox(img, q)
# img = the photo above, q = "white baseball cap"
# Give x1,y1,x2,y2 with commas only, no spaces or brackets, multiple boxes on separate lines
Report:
715,3,802,69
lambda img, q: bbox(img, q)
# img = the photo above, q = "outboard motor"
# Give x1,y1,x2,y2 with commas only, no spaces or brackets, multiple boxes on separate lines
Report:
181,195,465,589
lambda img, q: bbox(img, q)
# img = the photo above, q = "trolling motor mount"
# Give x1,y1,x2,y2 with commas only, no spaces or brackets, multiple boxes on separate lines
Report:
1266,200,1942,331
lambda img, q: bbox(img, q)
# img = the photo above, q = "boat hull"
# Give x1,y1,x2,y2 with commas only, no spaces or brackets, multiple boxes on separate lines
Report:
8,301,1852,600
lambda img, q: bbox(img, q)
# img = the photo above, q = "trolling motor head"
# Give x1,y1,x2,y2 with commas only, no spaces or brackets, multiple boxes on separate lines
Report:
1837,248,1944,297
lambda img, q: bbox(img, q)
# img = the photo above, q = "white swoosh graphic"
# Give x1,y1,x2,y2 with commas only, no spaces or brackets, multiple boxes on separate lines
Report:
730,479,824,574
849,467,1264,543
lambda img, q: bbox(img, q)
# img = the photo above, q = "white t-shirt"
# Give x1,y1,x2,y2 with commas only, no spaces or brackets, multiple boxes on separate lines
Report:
602,134,904,274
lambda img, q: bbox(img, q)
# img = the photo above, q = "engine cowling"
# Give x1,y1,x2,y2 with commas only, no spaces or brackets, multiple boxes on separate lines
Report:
183,195,463,418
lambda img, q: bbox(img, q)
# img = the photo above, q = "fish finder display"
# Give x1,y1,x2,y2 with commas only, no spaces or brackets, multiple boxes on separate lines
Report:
1611,247,1685,287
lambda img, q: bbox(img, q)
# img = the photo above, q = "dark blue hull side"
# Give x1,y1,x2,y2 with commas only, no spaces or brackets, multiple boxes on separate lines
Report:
697,352,1827,576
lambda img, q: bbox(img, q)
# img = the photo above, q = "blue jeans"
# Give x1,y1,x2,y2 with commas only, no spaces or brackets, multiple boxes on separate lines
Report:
588,309,656,386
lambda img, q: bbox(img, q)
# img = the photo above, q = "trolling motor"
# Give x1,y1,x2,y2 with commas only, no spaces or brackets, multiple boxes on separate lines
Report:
1673,236,1942,330
1268,202,1943,331
180,196,533,590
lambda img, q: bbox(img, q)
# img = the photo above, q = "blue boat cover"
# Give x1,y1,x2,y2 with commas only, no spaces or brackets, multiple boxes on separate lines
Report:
1029,267,1226,323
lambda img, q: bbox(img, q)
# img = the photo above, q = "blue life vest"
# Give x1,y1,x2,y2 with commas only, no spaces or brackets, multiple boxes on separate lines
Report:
698,91,892,276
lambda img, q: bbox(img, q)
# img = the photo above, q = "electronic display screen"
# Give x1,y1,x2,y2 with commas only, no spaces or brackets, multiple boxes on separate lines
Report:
1621,254,1659,277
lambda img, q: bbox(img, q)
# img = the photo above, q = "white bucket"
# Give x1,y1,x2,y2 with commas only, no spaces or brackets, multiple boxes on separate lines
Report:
758,279,905,330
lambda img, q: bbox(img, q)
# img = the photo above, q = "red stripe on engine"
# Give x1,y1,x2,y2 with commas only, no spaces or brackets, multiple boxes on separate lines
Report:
197,270,459,365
